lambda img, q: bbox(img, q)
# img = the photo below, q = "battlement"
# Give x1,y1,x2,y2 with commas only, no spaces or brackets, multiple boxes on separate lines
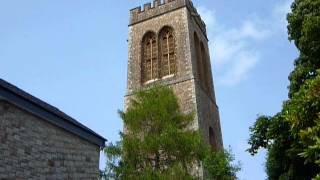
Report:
129,0,184,25
129,0,207,36
130,0,175,15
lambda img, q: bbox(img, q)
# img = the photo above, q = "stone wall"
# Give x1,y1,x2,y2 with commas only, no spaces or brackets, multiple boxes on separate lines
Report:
127,7,192,94
194,83,223,149
0,100,100,180
187,4,223,149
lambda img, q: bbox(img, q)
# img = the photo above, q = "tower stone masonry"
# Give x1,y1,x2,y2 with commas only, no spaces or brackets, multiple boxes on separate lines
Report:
125,0,223,155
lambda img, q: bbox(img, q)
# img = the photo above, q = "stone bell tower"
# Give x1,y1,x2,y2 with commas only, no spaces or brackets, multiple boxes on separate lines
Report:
125,0,223,152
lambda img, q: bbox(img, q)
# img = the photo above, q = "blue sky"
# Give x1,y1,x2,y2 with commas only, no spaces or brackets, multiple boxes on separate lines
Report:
0,0,298,179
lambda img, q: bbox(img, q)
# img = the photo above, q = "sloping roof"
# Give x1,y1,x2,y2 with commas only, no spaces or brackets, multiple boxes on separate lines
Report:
0,79,106,147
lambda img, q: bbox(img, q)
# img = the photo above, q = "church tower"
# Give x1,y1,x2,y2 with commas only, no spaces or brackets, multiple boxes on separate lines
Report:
125,0,223,152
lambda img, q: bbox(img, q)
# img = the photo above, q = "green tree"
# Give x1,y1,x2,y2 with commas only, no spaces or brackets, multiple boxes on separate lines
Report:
248,0,320,179
102,85,240,180
287,0,320,97
288,0,320,59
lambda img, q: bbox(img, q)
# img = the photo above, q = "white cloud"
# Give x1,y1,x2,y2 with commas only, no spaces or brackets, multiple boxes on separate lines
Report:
197,0,293,87
198,8,264,86
211,38,247,66
237,20,271,40
219,51,259,86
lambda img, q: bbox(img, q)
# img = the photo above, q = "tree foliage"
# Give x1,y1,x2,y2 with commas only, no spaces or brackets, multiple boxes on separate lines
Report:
287,0,320,97
288,0,320,58
248,0,320,179
102,85,240,179
248,75,320,179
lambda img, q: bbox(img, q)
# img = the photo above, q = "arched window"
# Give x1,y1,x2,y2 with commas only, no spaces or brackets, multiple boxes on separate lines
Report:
142,32,158,83
159,27,176,77
200,42,211,94
209,127,216,150
194,32,205,85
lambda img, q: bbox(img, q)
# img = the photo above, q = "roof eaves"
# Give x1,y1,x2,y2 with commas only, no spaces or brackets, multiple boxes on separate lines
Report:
0,79,106,147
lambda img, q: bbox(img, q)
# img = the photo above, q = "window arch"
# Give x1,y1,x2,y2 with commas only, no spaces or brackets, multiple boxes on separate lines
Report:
209,127,216,150
194,32,205,85
200,42,211,94
194,32,212,95
159,27,176,77
141,32,158,83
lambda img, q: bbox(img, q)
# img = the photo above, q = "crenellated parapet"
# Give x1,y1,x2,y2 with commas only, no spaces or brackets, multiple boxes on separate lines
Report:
129,0,207,37
129,0,185,26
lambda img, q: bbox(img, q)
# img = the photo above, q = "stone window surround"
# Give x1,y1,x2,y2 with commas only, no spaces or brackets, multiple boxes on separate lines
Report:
141,26,177,85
